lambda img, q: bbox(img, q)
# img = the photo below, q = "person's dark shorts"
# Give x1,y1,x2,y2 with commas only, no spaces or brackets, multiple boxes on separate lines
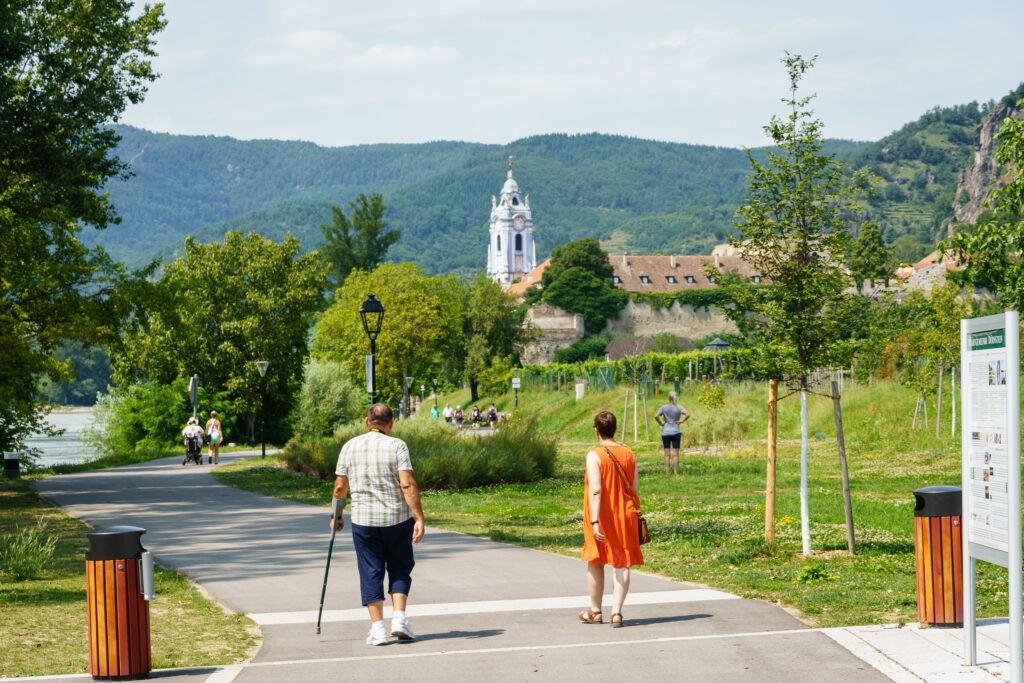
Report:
351,517,416,605
661,433,681,449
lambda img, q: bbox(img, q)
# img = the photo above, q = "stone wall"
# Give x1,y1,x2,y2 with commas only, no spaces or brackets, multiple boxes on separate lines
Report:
521,303,585,365
602,300,737,338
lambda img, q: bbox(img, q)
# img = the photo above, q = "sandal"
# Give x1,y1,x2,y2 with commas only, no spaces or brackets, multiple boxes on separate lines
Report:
578,609,603,624
610,613,623,628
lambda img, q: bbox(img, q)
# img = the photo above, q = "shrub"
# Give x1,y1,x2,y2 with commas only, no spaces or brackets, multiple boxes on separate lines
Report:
293,360,364,439
281,417,556,490
1,518,58,580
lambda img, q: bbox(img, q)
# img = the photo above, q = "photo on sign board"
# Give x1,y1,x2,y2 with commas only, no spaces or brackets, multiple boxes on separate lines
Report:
988,360,1007,385
984,469,990,482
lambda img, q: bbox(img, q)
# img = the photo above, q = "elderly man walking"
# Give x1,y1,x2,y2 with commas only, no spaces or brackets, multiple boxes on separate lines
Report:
332,404,426,645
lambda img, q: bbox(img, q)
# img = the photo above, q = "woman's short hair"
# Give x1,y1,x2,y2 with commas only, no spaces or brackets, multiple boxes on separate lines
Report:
594,411,617,439
667,391,678,404
210,410,218,417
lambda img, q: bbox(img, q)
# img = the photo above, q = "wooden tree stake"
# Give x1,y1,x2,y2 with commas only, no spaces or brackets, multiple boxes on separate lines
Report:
831,380,855,553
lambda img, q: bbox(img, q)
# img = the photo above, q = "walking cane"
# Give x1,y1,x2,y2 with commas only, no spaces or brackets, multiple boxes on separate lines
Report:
316,501,341,634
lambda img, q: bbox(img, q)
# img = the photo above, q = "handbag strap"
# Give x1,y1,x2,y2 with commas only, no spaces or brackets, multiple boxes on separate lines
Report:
602,446,642,514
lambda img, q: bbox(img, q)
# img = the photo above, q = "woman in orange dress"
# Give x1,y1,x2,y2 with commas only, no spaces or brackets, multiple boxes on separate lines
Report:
579,410,643,627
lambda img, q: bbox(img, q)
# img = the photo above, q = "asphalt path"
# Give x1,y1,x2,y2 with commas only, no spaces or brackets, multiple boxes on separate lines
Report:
31,451,888,682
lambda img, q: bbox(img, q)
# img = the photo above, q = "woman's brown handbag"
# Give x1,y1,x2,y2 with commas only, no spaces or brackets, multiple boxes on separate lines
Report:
603,447,651,545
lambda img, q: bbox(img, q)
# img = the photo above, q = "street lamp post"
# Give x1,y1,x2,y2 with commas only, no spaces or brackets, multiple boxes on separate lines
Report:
359,294,385,405
256,360,269,458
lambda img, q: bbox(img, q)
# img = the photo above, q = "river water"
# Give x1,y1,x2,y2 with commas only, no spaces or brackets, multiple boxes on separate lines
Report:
20,410,98,468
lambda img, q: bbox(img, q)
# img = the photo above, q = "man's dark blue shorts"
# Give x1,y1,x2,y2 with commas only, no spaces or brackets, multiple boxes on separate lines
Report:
351,517,415,605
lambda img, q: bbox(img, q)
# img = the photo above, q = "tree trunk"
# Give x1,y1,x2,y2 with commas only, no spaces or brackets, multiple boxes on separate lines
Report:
832,380,855,554
799,389,811,555
469,378,479,403
765,379,778,545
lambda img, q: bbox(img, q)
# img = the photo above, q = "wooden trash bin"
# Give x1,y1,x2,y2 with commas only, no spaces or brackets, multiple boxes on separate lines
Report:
86,526,155,680
913,485,963,626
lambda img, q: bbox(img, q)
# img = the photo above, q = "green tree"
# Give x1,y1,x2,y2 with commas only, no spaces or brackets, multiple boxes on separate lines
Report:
312,263,462,403
850,222,893,289
0,1,166,452
457,275,533,402
716,54,871,387
542,267,628,335
943,98,1024,309
112,232,327,444
714,53,872,554
320,193,400,287
541,238,615,288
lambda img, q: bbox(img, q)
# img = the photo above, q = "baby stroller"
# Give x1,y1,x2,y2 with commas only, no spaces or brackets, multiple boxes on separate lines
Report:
183,431,204,466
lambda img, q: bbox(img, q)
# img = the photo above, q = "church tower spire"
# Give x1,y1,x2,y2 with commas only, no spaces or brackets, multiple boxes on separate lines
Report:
486,160,536,287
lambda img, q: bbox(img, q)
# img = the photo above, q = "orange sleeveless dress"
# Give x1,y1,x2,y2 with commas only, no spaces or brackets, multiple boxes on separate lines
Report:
581,444,644,568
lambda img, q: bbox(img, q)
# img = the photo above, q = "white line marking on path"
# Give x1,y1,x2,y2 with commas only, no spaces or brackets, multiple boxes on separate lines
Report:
242,627,815,668
249,589,739,626
203,665,244,683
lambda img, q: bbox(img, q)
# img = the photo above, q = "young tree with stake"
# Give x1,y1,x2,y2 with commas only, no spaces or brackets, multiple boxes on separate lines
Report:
712,53,873,554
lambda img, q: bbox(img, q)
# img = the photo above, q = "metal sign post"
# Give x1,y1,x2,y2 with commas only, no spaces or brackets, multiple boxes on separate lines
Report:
961,311,1021,681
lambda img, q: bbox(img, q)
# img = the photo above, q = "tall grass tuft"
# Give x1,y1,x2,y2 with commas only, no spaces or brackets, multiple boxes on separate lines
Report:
0,518,58,580
281,417,556,490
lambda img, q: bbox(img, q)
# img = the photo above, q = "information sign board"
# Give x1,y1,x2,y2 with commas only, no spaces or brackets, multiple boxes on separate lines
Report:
365,355,374,394
961,311,1021,679
511,377,521,390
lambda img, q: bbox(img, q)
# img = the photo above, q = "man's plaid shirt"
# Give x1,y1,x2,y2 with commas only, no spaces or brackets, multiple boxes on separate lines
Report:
335,430,413,527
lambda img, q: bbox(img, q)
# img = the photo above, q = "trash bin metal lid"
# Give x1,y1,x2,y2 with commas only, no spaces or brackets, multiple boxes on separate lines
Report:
913,485,961,517
86,525,147,561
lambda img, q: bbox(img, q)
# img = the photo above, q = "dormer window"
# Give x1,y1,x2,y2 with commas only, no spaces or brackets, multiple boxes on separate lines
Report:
685,275,695,284
751,275,762,283
666,276,677,284
640,275,650,284
613,276,621,284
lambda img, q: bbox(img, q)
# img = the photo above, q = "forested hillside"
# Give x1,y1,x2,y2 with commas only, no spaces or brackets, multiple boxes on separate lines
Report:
97,83,1024,274
89,127,494,265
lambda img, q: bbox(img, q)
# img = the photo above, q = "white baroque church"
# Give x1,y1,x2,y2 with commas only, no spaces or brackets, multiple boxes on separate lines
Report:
486,160,536,287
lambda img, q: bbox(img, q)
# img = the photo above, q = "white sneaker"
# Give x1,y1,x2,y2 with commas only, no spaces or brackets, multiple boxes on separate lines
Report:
366,626,388,646
391,616,415,641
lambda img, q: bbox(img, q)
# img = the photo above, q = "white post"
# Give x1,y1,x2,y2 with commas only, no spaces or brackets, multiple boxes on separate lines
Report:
633,389,638,442
951,364,956,438
800,390,811,555
622,391,629,441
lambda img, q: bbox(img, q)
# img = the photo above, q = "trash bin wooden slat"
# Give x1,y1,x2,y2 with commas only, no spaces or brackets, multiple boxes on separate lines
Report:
913,486,962,627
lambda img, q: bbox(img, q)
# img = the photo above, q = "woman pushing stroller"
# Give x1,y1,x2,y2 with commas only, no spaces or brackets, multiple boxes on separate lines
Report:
182,417,204,466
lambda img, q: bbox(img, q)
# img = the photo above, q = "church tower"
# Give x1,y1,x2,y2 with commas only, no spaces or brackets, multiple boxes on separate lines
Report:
487,157,536,287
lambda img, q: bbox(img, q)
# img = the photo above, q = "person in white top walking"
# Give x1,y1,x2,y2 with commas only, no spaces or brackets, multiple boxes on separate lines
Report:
332,404,426,645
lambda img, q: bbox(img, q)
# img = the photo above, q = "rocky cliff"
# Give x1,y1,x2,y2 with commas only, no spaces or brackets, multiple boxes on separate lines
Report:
951,100,1021,230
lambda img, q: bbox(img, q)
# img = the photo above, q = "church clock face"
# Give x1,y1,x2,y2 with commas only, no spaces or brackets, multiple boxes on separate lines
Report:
513,215,525,231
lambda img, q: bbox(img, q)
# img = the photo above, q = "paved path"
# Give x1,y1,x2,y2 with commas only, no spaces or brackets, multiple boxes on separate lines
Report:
29,451,890,682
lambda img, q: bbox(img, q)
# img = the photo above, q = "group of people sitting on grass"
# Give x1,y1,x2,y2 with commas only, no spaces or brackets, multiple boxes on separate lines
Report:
431,402,498,429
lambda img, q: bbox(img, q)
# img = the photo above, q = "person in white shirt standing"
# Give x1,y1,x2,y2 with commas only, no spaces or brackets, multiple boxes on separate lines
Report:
332,404,426,645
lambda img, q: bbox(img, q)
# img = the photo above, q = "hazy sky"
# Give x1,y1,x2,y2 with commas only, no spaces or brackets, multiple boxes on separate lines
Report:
122,0,1024,149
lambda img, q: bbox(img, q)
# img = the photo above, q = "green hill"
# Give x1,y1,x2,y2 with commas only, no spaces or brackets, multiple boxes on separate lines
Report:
97,83,1024,273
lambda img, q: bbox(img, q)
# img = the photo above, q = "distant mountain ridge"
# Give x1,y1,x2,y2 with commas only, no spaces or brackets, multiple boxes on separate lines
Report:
94,83,1024,274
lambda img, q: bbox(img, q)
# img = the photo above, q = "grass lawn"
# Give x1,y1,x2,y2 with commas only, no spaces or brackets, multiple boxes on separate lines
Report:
0,473,261,678
216,379,1016,628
